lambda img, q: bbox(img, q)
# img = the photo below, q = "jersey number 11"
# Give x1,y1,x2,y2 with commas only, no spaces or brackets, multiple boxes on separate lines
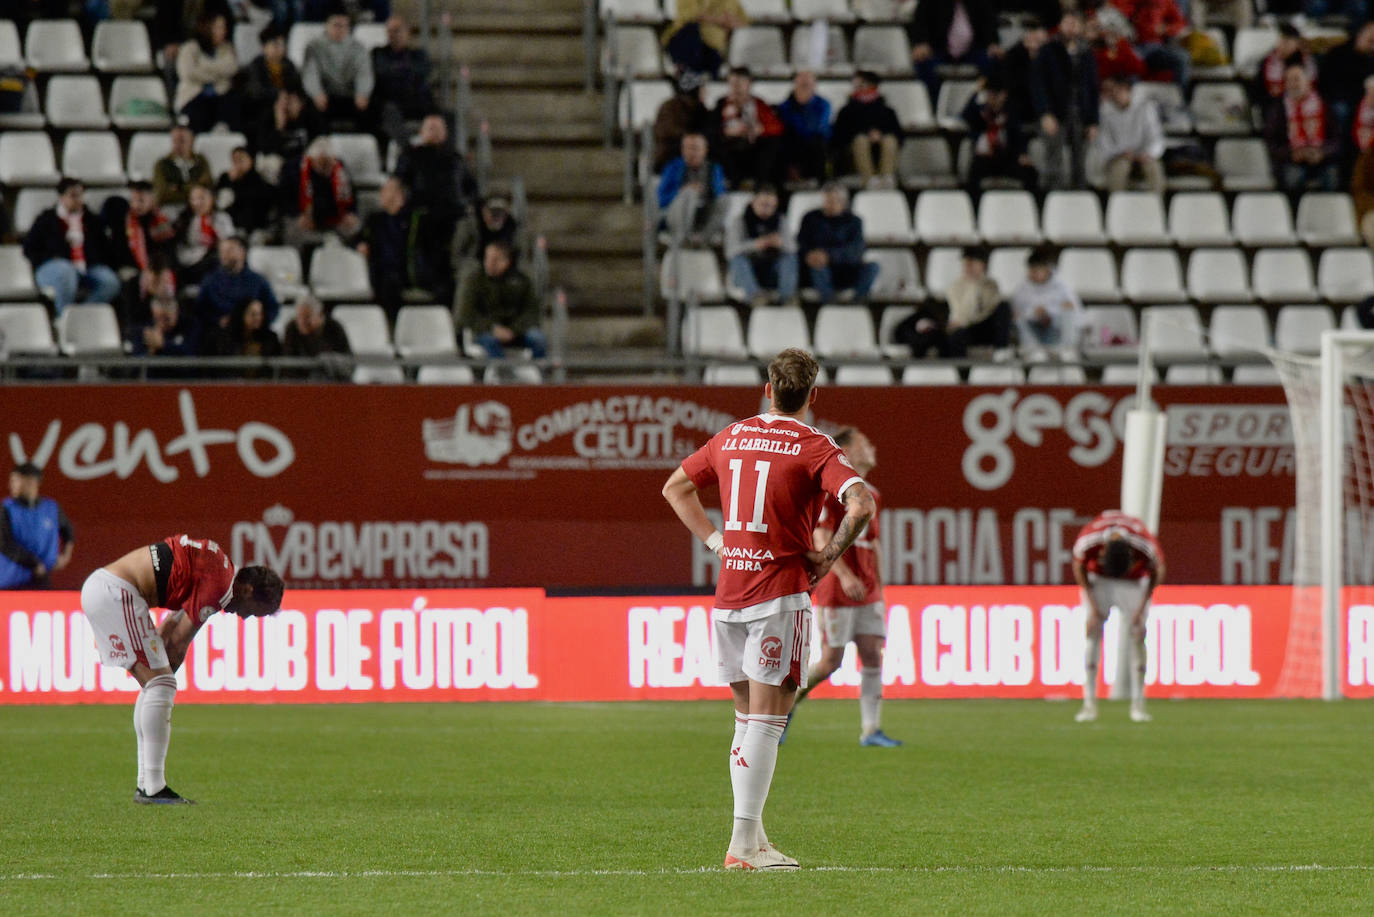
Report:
725,459,771,534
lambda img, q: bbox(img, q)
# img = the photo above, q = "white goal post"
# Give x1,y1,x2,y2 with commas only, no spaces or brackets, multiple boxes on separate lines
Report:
1265,329,1374,700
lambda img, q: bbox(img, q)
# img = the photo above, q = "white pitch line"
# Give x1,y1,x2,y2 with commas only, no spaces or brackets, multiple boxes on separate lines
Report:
3,865,1373,881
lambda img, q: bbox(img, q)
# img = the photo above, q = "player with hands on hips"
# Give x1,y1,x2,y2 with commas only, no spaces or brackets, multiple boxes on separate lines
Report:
788,427,900,748
663,348,875,872
81,534,284,804
1071,511,1166,724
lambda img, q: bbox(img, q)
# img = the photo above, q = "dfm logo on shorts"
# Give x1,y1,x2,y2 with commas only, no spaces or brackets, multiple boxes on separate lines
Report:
759,636,783,669
108,633,127,660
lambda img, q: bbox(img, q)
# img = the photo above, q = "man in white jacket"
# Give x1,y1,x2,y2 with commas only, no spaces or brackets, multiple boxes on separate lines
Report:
1094,75,1165,193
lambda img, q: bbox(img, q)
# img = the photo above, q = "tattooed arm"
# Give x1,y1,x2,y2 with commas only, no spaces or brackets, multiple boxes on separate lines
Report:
805,482,875,586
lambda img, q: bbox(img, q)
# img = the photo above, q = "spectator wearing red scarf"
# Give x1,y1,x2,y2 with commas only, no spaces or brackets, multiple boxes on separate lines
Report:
173,185,235,286
1351,76,1374,248
1253,25,1316,104
832,71,903,187
710,66,784,188
961,74,1038,202
1110,0,1190,87
1264,62,1339,198
280,137,361,246
22,178,122,316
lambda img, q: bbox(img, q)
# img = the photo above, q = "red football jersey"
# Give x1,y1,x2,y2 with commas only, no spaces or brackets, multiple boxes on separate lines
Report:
811,484,882,607
1072,511,1164,580
682,413,865,609
159,534,237,627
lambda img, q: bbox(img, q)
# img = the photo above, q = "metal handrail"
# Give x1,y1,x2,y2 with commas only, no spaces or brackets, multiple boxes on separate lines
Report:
583,0,600,92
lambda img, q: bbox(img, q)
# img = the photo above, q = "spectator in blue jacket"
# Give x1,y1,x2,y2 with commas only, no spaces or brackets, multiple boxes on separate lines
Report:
796,182,879,302
197,236,282,331
777,70,832,186
0,463,73,589
657,132,728,241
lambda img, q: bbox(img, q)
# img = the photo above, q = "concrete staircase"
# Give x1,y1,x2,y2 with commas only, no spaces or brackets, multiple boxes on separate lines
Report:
447,0,664,353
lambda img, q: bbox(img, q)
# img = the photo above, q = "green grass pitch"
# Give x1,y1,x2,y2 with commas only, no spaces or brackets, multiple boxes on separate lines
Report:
3,699,1372,915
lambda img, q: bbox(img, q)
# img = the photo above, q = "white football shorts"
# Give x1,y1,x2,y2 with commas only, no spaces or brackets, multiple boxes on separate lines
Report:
81,569,169,671
714,601,812,688
1083,574,1152,626
815,601,887,648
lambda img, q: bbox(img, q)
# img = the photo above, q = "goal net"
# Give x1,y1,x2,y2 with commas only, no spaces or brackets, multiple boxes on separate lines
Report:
1265,331,1374,699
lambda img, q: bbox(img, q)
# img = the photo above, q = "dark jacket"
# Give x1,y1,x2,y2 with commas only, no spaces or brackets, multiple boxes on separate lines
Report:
126,313,202,358
455,266,542,337
284,317,351,358
907,0,999,57
22,207,113,268
371,45,434,115
832,96,902,148
777,93,832,142
363,207,448,290
197,265,282,327
796,209,866,267
1030,39,1100,127
962,96,1028,158
235,55,304,114
101,197,176,271
252,106,324,160
394,143,477,224
216,169,276,233
1318,42,1374,110
652,92,711,172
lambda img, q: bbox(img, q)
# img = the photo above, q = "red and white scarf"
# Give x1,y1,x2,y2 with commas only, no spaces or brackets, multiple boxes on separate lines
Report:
1284,89,1325,150
189,212,220,251
1356,95,1374,153
299,157,353,223
975,105,1004,157
126,209,171,270
57,203,85,271
1262,51,1315,99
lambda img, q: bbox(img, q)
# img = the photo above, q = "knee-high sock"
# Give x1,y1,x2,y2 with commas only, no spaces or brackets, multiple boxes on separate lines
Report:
1130,630,1147,706
860,666,882,735
138,674,177,794
728,713,767,852
727,714,788,855
1083,633,1100,705
133,688,146,790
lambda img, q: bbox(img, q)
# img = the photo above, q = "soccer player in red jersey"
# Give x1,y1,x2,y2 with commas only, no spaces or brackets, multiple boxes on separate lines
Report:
791,427,900,747
663,348,876,871
81,534,284,803
1071,511,1166,724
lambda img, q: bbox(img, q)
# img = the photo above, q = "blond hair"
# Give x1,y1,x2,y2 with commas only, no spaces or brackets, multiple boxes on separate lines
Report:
768,348,819,413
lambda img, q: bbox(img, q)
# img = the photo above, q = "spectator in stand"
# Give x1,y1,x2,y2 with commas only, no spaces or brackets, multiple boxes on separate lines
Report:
653,71,711,174
832,71,902,188
662,0,748,77
1010,245,1081,356
198,235,282,331
301,0,390,22
777,70,832,186
1095,74,1165,192
455,241,547,360
452,195,533,281
1266,62,1340,197
173,185,235,286
963,74,1038,199
253,88,323,166
1089,13,1148,84
22,178,122,316
1353,77,1374,248
371,15,434,143
103,180,176,319
126,289,202,369
656,132,727,242
152,0,233,81
216,147,275,243
1319,23,1374,160
359,177,448,321
395,114,476,236
208,297,282,376
280,137,361,245
283,295,351,363
998,17,1049,126
796,182,880,303
907,0,1002,99
235,24,304,140
152,123,214,208
0,462,73,590
174,12,239,133
725,185,798,306
1253,24,1315,105
302,9,374,132
1031,11,1099,190
894,244,1010,357
1110,0,1190,88
711,67,784,189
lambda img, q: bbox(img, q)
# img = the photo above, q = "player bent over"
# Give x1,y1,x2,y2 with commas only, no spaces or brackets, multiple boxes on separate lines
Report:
81,534,284,803
1071,511,1165,724
791,427,900,748
664,348,875,871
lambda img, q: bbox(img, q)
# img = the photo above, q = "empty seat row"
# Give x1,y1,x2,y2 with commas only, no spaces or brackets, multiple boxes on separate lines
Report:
0,130,387,188
0,19,150,74
602,0,898,25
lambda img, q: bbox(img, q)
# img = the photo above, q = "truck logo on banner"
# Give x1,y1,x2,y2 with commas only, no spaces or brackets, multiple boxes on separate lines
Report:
423,402,514,467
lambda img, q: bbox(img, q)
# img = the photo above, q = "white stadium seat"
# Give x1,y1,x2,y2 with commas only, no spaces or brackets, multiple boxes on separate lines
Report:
987,247,1031,297
328,133,386,188
897,136,956,188
1191,82,1251,136
660,250,724,302
0,303,57,354
1232,28,1278,77
45,75,109,129
288,22,326,68
1168,192,1231,245
351,363,406,383
977,190,1040,245
0,248,39,300
619,79,673,131
901,364,961,384
109,76,172,130
416,364,477,384
784,190,825,238
833,363,893,385
1252,249,1315,304
1081,306,1138,353
1187,249,1252,303
234,22,263,64
682,305,747,358
56,304,122,356
703,363,764,385
1102,363,1157,384
195,132,250,180
728,26,789,77
91,20,153,73
1317,249,1374,304
609,26,663,77
0,21,20,68
792,0,856,21
1027,364,1087,384
352,23,388,51
600,0,665,22
1232,364,1281,384
967,365,1025,385
883,81,934,132
813,305,879,357
1140,305,1206,357
1058,249,1121,303
1042,191,1104,246
1215,137,1275,191
25,20,89,72
394,305,458,357
12,189,58,235
125,132,172,183
740,0,791,23
790,22,850,74
935,79,978,131
0,133,59,186
330,304,394,357
248,246,308,302
1121,249,1187,303
915,190,977,245
61,132,127,186
1208,305,1271,356
746,305,810,357
922,247,963,297
1296,193,1361,247
851,189,915,244
866,249,924,302
877,304,915,354
1274,305,1334,353
309,246,373,301
1165,364,1224,384
851,25,910,75
1106,192,1169,245
1232,193,1296,246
